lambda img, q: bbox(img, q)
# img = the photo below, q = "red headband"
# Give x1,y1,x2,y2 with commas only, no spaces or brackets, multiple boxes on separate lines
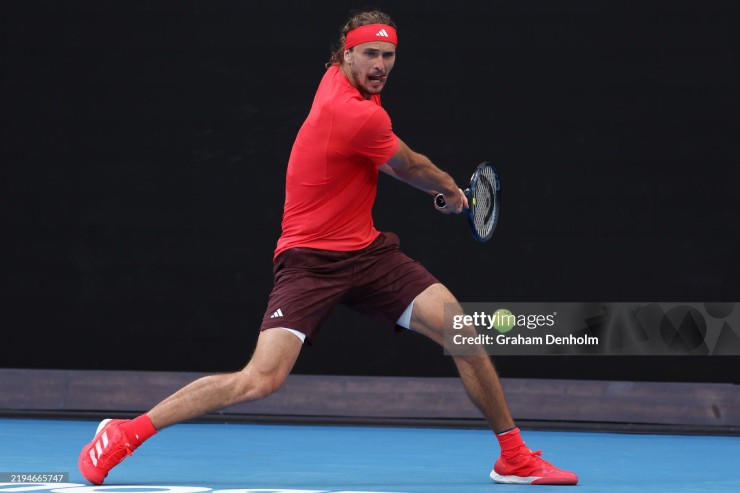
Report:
345,24,398,50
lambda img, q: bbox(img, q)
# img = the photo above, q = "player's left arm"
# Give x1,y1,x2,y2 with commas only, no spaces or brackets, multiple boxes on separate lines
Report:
381,138,468,213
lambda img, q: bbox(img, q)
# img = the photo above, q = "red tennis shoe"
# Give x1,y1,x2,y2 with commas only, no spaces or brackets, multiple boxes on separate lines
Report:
78,419,136,485
490,448,578,485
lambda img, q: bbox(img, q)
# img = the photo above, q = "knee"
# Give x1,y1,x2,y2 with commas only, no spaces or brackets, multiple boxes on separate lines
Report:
250,375,284,400
231,368,286,402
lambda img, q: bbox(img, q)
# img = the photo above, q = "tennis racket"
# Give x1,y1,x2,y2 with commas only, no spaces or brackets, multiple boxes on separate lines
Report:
434,162,500,242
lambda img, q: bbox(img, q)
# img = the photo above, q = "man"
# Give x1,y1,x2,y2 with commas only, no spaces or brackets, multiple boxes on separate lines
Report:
78,10,578,486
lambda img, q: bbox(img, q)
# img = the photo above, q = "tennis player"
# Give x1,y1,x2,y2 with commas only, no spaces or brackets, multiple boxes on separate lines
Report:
79,10,577,486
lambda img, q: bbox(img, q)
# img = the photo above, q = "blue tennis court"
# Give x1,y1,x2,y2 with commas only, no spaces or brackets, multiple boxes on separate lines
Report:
1,418,738,493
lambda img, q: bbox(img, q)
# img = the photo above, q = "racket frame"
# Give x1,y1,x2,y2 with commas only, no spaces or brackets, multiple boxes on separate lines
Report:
433,162,500,242
465,161,500,242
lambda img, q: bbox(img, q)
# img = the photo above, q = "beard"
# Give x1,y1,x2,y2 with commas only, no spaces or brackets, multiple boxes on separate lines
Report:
353,69,387,98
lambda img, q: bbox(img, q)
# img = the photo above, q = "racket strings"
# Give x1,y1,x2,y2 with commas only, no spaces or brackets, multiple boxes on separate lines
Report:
472,166,497,238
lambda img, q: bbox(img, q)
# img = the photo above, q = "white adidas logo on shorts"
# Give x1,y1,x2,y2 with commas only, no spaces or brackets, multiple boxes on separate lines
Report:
270,308,284,318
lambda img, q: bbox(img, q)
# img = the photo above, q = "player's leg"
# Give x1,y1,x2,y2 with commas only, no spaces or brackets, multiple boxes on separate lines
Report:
147,327,302,428
407,283,515,432
409,283,578,485
78,243,349,485
78,328,302,485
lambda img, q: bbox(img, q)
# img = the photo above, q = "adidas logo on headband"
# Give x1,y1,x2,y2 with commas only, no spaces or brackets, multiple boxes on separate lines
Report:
345,24,398,49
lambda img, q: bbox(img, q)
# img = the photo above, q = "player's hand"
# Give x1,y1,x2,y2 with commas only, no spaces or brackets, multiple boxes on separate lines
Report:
434,188,468,214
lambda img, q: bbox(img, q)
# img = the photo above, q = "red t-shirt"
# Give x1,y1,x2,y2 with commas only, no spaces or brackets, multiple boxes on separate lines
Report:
274,65,399,259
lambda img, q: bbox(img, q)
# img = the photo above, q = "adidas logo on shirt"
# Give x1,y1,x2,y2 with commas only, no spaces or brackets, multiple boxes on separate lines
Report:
376,29,389,37
270,308,284,319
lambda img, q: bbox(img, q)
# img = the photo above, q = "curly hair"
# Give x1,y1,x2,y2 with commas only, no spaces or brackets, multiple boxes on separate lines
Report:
326,10,397,68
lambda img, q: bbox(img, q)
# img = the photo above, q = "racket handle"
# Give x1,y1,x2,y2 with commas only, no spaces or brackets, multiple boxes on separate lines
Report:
434,193,447,209
434,188,471,209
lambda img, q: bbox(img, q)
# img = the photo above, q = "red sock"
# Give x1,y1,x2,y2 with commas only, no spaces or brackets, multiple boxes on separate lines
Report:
496,427,527,458
121,414,157,447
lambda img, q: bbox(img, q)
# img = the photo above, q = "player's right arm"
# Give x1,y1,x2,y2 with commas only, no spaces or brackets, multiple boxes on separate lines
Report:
381,138,467,214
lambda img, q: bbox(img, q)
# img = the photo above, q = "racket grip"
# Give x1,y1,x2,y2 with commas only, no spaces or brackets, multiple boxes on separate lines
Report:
434,188,470,209
434,193,447,209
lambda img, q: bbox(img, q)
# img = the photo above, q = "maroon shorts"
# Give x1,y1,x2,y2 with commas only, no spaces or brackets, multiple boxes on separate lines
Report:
260,232,439,343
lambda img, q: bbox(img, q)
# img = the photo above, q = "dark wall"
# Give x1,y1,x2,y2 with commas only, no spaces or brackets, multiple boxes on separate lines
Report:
2,1,738,382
